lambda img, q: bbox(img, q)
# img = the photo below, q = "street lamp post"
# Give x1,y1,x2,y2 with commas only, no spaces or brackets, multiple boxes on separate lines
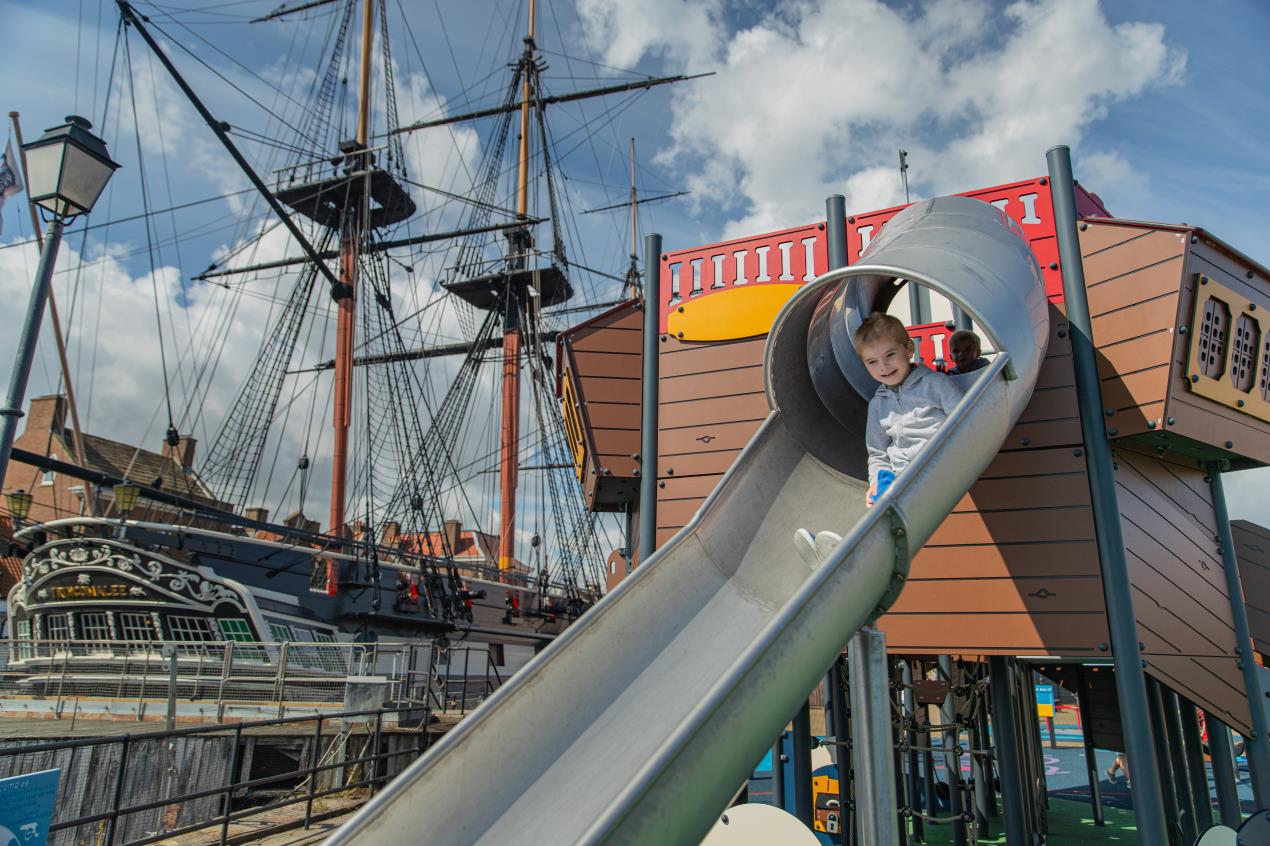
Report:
0,116,119,493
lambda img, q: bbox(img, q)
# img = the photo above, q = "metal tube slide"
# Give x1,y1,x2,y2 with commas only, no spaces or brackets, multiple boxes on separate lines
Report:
325,196,1048,845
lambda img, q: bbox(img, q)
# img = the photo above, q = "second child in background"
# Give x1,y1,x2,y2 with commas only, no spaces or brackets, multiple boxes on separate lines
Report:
946,329,990,376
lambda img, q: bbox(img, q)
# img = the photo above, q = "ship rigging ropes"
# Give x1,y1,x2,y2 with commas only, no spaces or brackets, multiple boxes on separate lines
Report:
84,0,666,594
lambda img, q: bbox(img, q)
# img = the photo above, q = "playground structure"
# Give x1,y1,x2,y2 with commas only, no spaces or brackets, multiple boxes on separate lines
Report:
324,147,1270,845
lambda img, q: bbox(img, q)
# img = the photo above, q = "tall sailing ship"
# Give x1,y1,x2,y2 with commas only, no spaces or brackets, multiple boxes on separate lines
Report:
1,0,691,706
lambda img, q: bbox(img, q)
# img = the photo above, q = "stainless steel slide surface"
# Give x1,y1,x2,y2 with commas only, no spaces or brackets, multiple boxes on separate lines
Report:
325,197,1050,845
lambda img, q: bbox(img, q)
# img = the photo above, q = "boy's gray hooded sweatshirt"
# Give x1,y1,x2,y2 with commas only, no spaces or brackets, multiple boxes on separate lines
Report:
865,364,966,486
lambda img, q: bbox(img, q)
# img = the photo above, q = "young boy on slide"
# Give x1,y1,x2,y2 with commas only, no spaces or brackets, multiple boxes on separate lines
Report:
794,313,966,566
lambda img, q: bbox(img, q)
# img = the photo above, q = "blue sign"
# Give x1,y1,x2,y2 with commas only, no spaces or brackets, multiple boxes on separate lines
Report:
0,769,60,846
1035,683,1056,717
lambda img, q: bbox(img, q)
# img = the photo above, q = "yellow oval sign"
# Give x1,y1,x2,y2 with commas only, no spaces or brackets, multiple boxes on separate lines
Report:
665,283,803,342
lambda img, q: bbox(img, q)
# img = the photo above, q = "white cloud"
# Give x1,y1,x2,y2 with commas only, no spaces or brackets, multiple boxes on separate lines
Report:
577,0,722,71
1076,149,1149,203
583,0,1186,236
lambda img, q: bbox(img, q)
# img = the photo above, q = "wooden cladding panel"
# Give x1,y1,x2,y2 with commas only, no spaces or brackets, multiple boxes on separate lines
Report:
1232,519,1270,658
908,541,1100,581
656,335,769,532
888,577,1104,615
885,441,1106,654
1162,239,1270,466
1079,221,1188,441
558,300,643,512
1148,656,1250,737
878,613,1109,656
1110,444,1250,730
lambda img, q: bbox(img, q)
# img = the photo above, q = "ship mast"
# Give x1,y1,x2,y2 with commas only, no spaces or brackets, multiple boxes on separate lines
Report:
497,0,537,573
329,0,376,538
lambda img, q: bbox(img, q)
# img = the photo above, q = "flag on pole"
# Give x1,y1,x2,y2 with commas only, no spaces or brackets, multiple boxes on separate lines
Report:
0,140,24,235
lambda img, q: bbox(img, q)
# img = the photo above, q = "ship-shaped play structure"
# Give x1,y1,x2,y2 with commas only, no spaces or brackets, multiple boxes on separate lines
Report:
325,152,1270,845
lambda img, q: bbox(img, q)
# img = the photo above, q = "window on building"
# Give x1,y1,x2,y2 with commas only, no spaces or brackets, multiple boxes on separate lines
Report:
310,558,335,593
45,613,71,641
119,612,157,643
216,618,255,643
79,612,113,641
167,615,214,653
285,627,344,672
42,455,56,486
268,622,294,642
15,619,32,660
218,617,265,662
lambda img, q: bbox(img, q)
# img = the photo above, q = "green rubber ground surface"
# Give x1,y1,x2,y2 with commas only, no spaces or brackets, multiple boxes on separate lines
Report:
913,796,1138,844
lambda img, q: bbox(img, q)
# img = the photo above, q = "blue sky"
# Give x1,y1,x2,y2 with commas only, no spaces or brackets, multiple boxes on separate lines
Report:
2,0,1269,524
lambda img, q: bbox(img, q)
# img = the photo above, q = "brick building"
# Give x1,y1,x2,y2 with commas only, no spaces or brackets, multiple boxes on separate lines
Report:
0,394,222,534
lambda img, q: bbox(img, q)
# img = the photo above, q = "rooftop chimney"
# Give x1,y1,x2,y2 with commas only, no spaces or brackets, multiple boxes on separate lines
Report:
26,395,67,437
442,519,462,556
163,435,197,469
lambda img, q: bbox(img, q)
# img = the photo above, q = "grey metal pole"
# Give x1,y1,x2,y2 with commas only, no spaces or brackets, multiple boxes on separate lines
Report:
825,196,854,845
0,216,64,487
1207,462,1270,806
1204,710,1242,826
1075,667,1105,826
826,195,848,271
938,655,967,845
164,644,178,732
1163,688,1198,844
1147,677,1182,844
637,233,662,564
793,701,815,829
978,693,997,817
829,656,853,843
970,688,992,836
988,656,1027,845
772,732,787,811
1046,144,1170,843
849,626,898,846
1177,697,1214,832
901,660,923,842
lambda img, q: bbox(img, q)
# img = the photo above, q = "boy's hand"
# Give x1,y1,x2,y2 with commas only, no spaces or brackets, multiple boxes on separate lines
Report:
865,479,877,508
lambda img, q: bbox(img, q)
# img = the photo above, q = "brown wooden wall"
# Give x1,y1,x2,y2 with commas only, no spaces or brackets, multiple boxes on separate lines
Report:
1080,220,1270,468
559,301,641,510
1233,519,1270,660
1079,221,1187,439
655,335,768,547
1112,441,1250,733
879,303,1110,656
1167,236,1270,467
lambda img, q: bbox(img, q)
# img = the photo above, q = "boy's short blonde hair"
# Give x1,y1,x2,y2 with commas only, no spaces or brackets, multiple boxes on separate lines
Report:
855,313,911,349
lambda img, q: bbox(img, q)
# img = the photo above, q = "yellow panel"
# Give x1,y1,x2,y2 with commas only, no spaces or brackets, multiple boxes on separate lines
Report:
665,283,802,342
1185,275,1270,424
559,368,588,482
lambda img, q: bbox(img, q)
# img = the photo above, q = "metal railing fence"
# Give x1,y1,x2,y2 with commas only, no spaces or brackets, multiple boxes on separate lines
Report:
0,705,428,846
1,638,505,719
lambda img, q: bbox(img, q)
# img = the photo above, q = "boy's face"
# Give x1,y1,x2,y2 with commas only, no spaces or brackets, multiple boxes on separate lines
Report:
949,335,982,371
859,336,914,387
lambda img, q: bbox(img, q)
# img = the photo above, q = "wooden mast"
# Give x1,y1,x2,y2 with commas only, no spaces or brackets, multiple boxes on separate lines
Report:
497,0,536,574
329,0,375,538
